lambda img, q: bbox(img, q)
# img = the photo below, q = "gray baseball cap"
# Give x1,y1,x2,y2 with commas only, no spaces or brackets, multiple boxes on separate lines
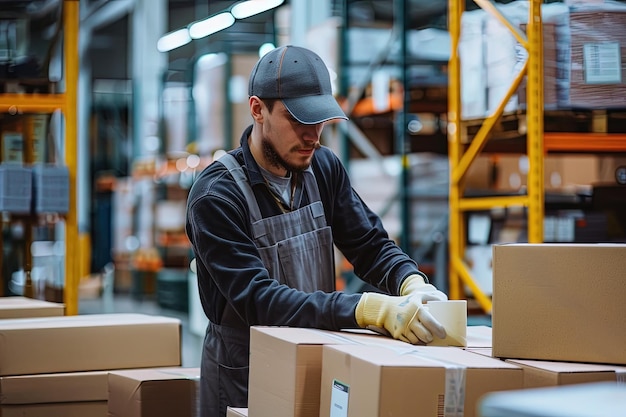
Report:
248,45,348,125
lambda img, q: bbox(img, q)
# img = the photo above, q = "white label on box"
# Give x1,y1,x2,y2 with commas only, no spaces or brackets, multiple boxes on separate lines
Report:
444,367,465,417
583,42,622,84
330,379,349,417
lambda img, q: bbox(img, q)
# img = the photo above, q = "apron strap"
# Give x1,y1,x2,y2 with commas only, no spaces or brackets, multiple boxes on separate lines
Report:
218,153,264,224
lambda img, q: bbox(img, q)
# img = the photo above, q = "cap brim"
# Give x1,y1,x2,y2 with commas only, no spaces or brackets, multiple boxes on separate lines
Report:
282,94,348,125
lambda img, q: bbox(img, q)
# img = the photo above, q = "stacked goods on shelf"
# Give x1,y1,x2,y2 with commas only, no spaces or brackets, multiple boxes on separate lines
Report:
460,9,488,119
568,1,626,108
459,2,570,118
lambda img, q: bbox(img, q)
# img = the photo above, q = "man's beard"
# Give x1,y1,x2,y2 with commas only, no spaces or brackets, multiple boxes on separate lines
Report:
261,138,319,173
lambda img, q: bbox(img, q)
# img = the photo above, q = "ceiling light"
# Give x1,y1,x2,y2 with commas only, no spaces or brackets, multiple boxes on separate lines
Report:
157,28,191,52
189,12,236,39
231,0,284,20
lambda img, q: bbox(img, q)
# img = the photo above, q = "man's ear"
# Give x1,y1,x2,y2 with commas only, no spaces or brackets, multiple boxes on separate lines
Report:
249,96,264,122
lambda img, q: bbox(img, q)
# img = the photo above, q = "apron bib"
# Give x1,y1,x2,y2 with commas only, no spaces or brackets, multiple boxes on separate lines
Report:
201,153,335,416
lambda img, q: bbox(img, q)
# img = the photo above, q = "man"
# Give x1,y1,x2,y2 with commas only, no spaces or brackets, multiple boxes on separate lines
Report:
186,45,448,417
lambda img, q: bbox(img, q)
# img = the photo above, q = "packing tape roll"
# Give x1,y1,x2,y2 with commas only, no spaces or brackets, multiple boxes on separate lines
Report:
425,300,468,347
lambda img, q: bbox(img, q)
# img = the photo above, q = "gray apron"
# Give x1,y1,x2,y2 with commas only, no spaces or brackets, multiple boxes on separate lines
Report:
200,153,335,417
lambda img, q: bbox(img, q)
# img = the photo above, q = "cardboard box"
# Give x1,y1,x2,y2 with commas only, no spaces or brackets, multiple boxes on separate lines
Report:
0,296,65,319
0,371,108,404
0,370,108,417
226,407,248,417
505,359,626,388
0,401,107,417
248,327,359,417
0,313,181,376
319,345,523,417
108,367,200,417
492,243,626,365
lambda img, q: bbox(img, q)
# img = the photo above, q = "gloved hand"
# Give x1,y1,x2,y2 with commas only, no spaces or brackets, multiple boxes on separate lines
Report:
355,292,446,344
400,274,448,302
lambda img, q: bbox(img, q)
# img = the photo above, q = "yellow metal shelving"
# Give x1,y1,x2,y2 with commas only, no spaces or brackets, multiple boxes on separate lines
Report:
447,0,544,314
0,1,80,315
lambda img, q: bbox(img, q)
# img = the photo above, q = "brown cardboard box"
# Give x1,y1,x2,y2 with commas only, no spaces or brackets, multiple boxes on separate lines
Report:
248,327,360,417
319,345,523,417
505,359,626,388
108,367,200,417
0,313,181,376
0,371,108,404
492,243,626,365
0,296,65,319
0,370,108,417
0,401,107,417
226,407,248,417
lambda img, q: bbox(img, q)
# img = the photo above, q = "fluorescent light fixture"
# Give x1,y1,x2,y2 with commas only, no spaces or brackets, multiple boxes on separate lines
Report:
258,42,275,57
231,0,284,20
157,28,191,52
189,12,235,39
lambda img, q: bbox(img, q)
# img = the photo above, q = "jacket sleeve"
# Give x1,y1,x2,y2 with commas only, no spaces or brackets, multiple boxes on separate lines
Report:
313,148,424,295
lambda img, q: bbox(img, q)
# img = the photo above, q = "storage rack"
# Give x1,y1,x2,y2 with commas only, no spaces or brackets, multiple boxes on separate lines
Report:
0,1,79,314
448,0,626,314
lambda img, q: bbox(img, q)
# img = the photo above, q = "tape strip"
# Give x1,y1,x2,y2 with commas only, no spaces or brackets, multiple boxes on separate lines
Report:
399,347,467,417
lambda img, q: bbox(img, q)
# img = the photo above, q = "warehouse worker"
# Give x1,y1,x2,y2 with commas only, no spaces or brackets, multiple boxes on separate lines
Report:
185,45,448,417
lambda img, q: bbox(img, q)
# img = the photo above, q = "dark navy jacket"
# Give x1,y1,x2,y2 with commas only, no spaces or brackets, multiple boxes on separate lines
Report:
185,125,425,330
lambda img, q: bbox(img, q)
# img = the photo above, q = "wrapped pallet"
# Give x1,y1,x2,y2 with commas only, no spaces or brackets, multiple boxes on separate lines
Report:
460,1,570,117
460,8,488,119
486,1,570,112
568,1,626,108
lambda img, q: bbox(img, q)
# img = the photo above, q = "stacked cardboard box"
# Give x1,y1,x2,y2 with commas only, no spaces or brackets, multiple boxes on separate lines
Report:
319,344,521,417
492,243,626,366
0,296,64,319
248,326,523,417
0,313,182,416
108,367,200,417
0,371,108,417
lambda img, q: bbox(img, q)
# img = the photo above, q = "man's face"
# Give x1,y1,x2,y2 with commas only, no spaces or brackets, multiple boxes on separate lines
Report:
260,100,324,173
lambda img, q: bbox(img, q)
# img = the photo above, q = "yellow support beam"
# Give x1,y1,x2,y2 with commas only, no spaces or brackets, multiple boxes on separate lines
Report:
448,0,544,314
447,0,465,302
526,0,545,243
0,94,68,114
459,195,529,212
64,0,80,315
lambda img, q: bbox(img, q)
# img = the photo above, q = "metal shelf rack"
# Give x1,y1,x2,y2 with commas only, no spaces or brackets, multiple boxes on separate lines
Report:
0,1,80,314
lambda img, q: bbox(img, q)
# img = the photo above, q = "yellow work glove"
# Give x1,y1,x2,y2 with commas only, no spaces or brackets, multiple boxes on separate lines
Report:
400,274,448,302
355,292,445,344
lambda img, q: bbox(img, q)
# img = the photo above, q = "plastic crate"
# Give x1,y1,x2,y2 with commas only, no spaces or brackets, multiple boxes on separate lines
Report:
0,164,32,214
32,165,69,214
